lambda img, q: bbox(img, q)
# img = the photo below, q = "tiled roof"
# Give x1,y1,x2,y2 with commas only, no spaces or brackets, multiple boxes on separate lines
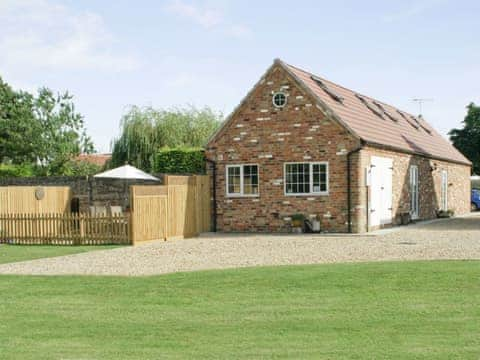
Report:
283,61,470,165
74,153,111,167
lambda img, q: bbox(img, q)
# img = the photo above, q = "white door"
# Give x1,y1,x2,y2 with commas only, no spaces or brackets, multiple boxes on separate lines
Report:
410,165,419,219
370,156,393,227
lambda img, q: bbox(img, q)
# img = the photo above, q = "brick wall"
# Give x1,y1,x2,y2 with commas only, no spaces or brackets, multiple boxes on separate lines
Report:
206,63,360,232
206,63,471,233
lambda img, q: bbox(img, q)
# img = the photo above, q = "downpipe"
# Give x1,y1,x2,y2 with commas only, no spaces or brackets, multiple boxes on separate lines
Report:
205,158,217,232
346,143,364,233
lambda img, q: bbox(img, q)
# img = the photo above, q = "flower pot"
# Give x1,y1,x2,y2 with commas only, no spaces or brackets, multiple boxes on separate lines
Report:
292,219,303,228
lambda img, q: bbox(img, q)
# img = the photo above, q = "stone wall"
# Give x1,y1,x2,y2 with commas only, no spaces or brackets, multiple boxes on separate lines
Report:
0,175,163,212
355,147,471,232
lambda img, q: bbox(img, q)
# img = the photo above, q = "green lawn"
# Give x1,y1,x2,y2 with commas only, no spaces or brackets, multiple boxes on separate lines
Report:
0,244,121,265
0,261,479,359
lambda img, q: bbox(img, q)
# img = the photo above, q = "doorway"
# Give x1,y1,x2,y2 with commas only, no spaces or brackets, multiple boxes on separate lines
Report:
370,156,393,227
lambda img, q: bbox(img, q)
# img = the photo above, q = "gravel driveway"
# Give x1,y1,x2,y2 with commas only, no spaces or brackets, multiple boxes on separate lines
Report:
0,214,479,276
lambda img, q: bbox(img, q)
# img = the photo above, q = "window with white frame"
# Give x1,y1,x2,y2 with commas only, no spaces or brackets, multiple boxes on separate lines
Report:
441,170,448,210
272,92,287,108
226,164,259,196
284,162,328,195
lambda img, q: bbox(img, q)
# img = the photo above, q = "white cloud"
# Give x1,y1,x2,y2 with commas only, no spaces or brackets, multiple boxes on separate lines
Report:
165,0,251,38
0,0,140,72
382,0,448,23
165,0,222,28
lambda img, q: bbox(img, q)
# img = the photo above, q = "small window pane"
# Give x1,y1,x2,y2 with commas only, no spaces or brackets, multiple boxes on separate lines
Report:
243,165,259,195
312,164,327,193
227,166,241,194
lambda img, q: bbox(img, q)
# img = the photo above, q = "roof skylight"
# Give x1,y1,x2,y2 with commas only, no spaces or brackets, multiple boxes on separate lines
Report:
372,101,398,122
397,110,419,130
311,76,344,103
420,124,432,134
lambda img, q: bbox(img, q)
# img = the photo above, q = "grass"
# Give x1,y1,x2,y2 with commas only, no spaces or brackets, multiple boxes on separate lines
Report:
0,261,479,359
0,244,121,265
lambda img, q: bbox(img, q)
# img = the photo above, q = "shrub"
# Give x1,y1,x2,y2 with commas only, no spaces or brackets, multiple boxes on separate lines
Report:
291,213,306,227
154,148,206,174
0,164,37,178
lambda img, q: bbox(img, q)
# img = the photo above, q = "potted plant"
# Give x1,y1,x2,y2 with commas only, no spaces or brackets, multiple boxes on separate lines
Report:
291,213,305,233
400,212,411,225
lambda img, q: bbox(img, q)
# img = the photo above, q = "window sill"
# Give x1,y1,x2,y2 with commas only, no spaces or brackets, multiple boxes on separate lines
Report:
284,192,329,197
226,194,260,198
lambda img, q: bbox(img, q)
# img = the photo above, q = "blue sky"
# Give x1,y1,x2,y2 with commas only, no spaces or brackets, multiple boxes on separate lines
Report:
1,0,478,152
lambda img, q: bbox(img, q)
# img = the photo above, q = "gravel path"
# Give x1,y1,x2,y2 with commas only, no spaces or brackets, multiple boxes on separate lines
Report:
0,214,479,276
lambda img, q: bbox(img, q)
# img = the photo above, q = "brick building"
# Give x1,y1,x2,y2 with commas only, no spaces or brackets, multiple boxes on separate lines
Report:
206,59,471,233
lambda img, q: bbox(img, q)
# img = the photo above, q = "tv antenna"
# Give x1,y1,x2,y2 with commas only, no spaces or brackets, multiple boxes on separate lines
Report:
412,98,433,116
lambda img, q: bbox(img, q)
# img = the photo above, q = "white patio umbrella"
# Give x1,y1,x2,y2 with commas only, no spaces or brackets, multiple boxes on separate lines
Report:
94,164,159,181
93,165,159,208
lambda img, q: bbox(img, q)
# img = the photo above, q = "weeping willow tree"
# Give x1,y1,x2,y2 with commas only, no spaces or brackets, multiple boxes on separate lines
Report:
110,105,223,171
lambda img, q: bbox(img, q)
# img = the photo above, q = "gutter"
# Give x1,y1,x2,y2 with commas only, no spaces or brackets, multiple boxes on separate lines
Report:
363,140,471,167
346,142,364,233
205,158,217,232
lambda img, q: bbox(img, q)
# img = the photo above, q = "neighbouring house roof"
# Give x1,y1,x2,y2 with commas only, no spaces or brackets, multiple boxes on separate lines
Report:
74,153,112,167
282,60,471,165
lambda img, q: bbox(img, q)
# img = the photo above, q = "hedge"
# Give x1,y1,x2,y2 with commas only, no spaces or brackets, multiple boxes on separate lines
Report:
154,148,206,174
0,164,37,178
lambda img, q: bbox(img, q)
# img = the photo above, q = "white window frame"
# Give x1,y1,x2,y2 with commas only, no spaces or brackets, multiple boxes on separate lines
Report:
441,170,448,211
226,164,260,197
283,162,329,196
409,165,419,219
272,92,287,108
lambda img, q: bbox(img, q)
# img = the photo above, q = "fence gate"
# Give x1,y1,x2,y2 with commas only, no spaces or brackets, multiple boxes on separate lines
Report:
130,175,211,245
130,186,168,244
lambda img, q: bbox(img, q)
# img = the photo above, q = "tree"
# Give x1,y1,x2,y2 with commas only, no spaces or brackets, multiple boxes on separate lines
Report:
449,103,480,174
0,77,40,164
0,76,95,175
33,88,94,174
111,105,222,171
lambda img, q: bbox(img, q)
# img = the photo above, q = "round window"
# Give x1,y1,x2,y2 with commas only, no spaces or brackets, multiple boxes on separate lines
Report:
272,92,287,108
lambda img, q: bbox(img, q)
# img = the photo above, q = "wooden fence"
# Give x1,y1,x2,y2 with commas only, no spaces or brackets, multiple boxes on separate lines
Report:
0,186,71,214
131,175,211,244
0,175,211,246
0,213,130,245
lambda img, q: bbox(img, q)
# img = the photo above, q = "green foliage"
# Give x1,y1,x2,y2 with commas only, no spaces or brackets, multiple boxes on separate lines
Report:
449,103,480,173
0,163,37,178
0,76,95,175
0,78,40,164
111,105,222,172
291,213,306,221
48,159,102,177
33,88,95,170
154,148,205,174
